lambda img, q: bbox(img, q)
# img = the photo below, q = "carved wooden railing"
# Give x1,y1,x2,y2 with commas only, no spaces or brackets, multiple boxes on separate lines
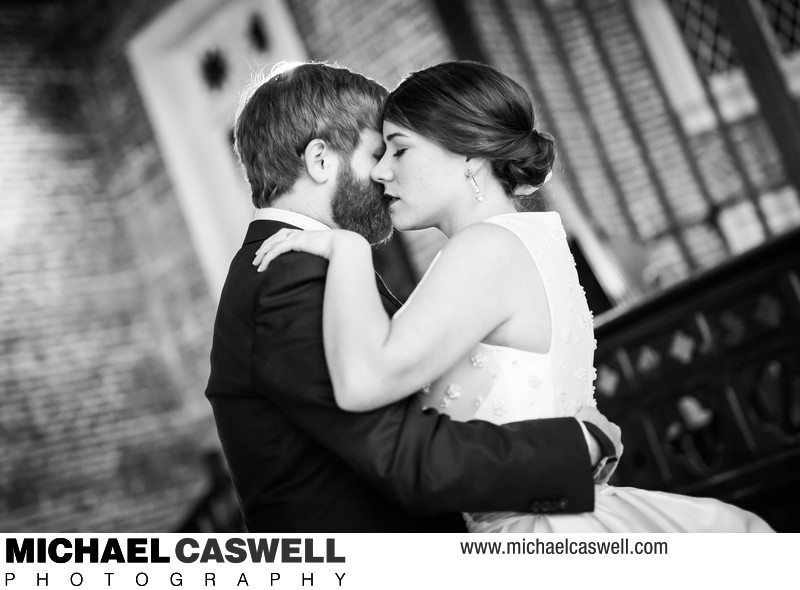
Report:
594,228,800,531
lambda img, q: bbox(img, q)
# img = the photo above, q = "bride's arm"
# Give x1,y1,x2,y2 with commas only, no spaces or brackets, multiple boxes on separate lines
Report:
254,223,541,411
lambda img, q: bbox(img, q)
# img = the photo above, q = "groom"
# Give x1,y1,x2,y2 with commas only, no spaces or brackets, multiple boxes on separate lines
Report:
206,62,619,532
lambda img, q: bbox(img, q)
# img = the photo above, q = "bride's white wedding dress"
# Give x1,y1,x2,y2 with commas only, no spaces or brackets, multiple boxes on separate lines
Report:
422,212,773,533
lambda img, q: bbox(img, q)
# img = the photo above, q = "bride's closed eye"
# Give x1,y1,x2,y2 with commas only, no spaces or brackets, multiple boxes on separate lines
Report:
393,148,407,158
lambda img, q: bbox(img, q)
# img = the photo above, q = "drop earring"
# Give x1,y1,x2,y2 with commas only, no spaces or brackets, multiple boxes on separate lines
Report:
466,167,483,202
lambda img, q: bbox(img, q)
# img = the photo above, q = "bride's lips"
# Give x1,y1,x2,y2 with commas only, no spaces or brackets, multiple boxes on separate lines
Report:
384,193,400,207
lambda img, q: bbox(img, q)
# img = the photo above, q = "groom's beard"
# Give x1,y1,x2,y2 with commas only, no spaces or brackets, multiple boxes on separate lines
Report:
331,161,393,245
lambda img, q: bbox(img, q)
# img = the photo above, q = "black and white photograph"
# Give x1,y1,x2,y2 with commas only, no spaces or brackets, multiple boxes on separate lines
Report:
2,0,798,559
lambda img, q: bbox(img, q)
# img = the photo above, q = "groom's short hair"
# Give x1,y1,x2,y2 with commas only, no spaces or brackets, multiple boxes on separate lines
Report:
234,62,388,208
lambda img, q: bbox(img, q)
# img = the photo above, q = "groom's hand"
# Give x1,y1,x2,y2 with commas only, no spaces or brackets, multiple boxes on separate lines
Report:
576,406,622,485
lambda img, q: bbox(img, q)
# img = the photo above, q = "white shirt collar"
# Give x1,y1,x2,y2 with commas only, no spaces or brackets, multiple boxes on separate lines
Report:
253,207,331,231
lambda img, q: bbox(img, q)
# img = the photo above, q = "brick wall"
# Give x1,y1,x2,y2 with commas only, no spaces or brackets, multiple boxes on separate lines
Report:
0,0,217,532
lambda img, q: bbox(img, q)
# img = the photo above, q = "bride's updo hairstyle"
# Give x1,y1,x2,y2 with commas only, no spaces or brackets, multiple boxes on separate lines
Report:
382,61,555,205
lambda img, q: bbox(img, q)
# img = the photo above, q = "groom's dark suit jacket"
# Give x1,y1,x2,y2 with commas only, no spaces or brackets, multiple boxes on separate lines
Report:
206,219,597,532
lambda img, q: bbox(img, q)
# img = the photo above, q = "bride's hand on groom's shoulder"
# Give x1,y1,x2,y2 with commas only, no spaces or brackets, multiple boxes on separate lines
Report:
253,228,367,272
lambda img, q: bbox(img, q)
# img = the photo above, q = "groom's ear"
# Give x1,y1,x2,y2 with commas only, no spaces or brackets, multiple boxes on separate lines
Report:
302,139,337,184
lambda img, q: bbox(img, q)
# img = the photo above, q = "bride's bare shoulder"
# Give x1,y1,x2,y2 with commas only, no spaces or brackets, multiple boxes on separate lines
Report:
414,222,535,293
441,221,527,259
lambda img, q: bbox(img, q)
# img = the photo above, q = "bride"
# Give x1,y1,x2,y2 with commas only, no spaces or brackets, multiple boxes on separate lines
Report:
253,61,772,533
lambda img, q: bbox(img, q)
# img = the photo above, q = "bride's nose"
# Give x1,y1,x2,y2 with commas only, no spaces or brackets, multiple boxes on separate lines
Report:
370,156,393,184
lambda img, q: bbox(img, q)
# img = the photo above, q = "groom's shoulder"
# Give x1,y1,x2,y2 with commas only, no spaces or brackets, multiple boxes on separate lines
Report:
227,245,329,295
216,222,329,302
